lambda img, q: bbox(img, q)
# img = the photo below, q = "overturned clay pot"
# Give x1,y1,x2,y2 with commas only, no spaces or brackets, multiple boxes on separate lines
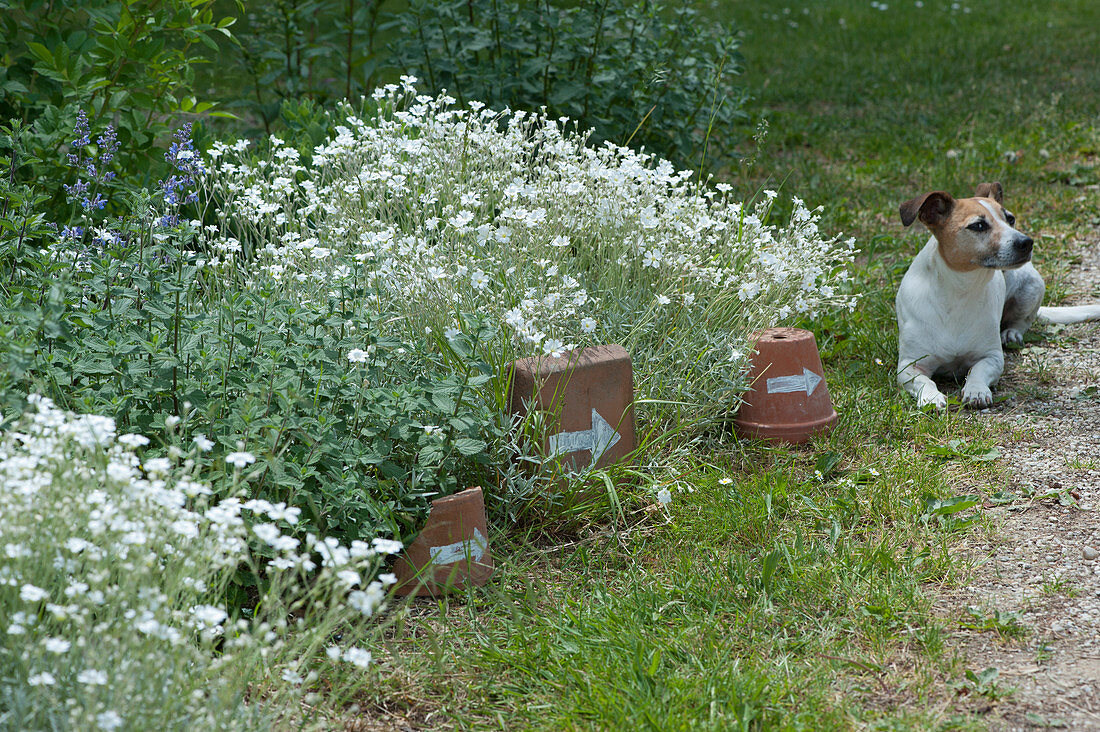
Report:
733,327,838,444
392,486,494,597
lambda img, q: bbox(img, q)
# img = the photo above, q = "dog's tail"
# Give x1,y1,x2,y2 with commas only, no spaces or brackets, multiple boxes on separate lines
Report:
1036,304,1100,324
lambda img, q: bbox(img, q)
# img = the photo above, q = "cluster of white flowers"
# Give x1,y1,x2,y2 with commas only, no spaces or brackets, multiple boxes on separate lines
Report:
0,395,398,728
203,79,856,421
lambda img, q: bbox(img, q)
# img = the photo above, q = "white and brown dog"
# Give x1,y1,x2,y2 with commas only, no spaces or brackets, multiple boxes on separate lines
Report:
896,181,1100,409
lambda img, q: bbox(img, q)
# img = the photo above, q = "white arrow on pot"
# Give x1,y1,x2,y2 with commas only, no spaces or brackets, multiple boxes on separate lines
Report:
766,367,823,396
547,407,622,467
429,528,488,566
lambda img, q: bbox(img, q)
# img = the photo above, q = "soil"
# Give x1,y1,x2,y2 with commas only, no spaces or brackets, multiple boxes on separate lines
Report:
935,236,1100,730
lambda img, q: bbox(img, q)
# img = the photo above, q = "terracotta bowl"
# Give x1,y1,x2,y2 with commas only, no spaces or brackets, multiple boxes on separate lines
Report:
733,327,838,443
392,486,494,597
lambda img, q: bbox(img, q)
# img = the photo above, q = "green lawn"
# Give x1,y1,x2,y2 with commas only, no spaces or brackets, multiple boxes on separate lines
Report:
352,2,1100,729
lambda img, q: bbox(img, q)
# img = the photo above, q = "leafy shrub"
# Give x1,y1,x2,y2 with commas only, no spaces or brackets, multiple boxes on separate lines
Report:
225,0,388,133
0,0,234,216
390,0,746,173
0,394,398,729
207,81,857,434
220,0,744,171
0,115,506,548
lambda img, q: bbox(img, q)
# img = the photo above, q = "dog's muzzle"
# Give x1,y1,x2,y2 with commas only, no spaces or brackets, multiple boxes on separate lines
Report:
1010,235,1034,266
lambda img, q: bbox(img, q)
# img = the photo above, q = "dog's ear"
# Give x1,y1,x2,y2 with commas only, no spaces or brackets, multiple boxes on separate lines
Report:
974,181,1004,203
900,191,955,228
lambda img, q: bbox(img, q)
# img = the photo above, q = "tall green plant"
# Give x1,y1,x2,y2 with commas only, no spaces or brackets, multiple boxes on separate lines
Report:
391,0,746,172
222,0,387,135
216,0,744,172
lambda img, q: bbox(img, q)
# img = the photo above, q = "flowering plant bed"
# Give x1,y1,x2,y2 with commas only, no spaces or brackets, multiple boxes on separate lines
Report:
207,79,858,431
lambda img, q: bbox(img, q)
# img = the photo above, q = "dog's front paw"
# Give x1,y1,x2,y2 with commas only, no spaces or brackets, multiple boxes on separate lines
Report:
917,389,948,411
1001,328,1024,346
962,384,994,408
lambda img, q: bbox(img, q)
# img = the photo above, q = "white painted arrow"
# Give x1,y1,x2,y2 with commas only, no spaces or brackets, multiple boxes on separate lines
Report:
766,367,823,396
547,407,622,467
429,528,488,565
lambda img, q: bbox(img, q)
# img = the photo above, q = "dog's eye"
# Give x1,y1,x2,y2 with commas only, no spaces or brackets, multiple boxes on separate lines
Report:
1005,212,1016,225
967,220,989,232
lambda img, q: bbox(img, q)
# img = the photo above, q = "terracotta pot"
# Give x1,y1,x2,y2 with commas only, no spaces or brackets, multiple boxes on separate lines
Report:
508,344,636,476
392,486,494,597
733,327,838,443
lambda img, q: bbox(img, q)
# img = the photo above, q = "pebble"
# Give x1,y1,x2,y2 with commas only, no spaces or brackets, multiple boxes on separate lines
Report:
1084,546,1099,561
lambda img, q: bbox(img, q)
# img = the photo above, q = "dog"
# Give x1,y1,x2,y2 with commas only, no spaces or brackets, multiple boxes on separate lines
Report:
896,181,1100,409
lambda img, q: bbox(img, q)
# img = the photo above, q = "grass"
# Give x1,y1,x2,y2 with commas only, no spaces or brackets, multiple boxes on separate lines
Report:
341,1,1100,729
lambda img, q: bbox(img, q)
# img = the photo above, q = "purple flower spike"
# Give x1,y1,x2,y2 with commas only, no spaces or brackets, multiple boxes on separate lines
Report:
71,109,91,149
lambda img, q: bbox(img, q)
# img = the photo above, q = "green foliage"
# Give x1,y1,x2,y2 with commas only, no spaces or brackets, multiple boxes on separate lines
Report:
220,0,745,172
390,0,746,172
225,0,387,132
0,119,504,550
961,607,1027,639
0,0,234,214
926,438,1002,462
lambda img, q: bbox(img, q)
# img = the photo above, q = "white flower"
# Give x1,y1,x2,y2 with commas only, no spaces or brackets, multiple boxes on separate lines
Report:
348,585,387,616
225,451,256,469
165,415,181,430
193,433,214,452
28,671,56,687
718,477,733,486
144,457,172,475
191,604,228,628
347,348,369,363
117,433,150,448
656,294,671,306
470,269,490,290
343,646,373,668
281,668,304,686
43,636,71,654
543,338,567,358
253,523,281,545
550,235,571,248
349,540,376,559
96,711,124,731
371,537,403,555
267,502,301,524
77,669,109,686
656,488,672,505
20,584,48,603
336,569,361,588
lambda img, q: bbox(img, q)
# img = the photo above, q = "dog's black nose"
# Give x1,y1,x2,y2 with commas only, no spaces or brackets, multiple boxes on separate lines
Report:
1014,236,1033,256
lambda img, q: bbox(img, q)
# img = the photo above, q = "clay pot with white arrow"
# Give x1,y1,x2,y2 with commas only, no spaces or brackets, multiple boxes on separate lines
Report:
392,486,494,596
733,327,838,443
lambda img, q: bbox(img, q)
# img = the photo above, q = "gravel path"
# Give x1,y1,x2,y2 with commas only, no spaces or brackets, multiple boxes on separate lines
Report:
936,237,1100,730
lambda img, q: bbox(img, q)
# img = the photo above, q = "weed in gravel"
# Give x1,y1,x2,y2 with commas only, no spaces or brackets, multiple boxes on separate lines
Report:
961,606,1028,640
